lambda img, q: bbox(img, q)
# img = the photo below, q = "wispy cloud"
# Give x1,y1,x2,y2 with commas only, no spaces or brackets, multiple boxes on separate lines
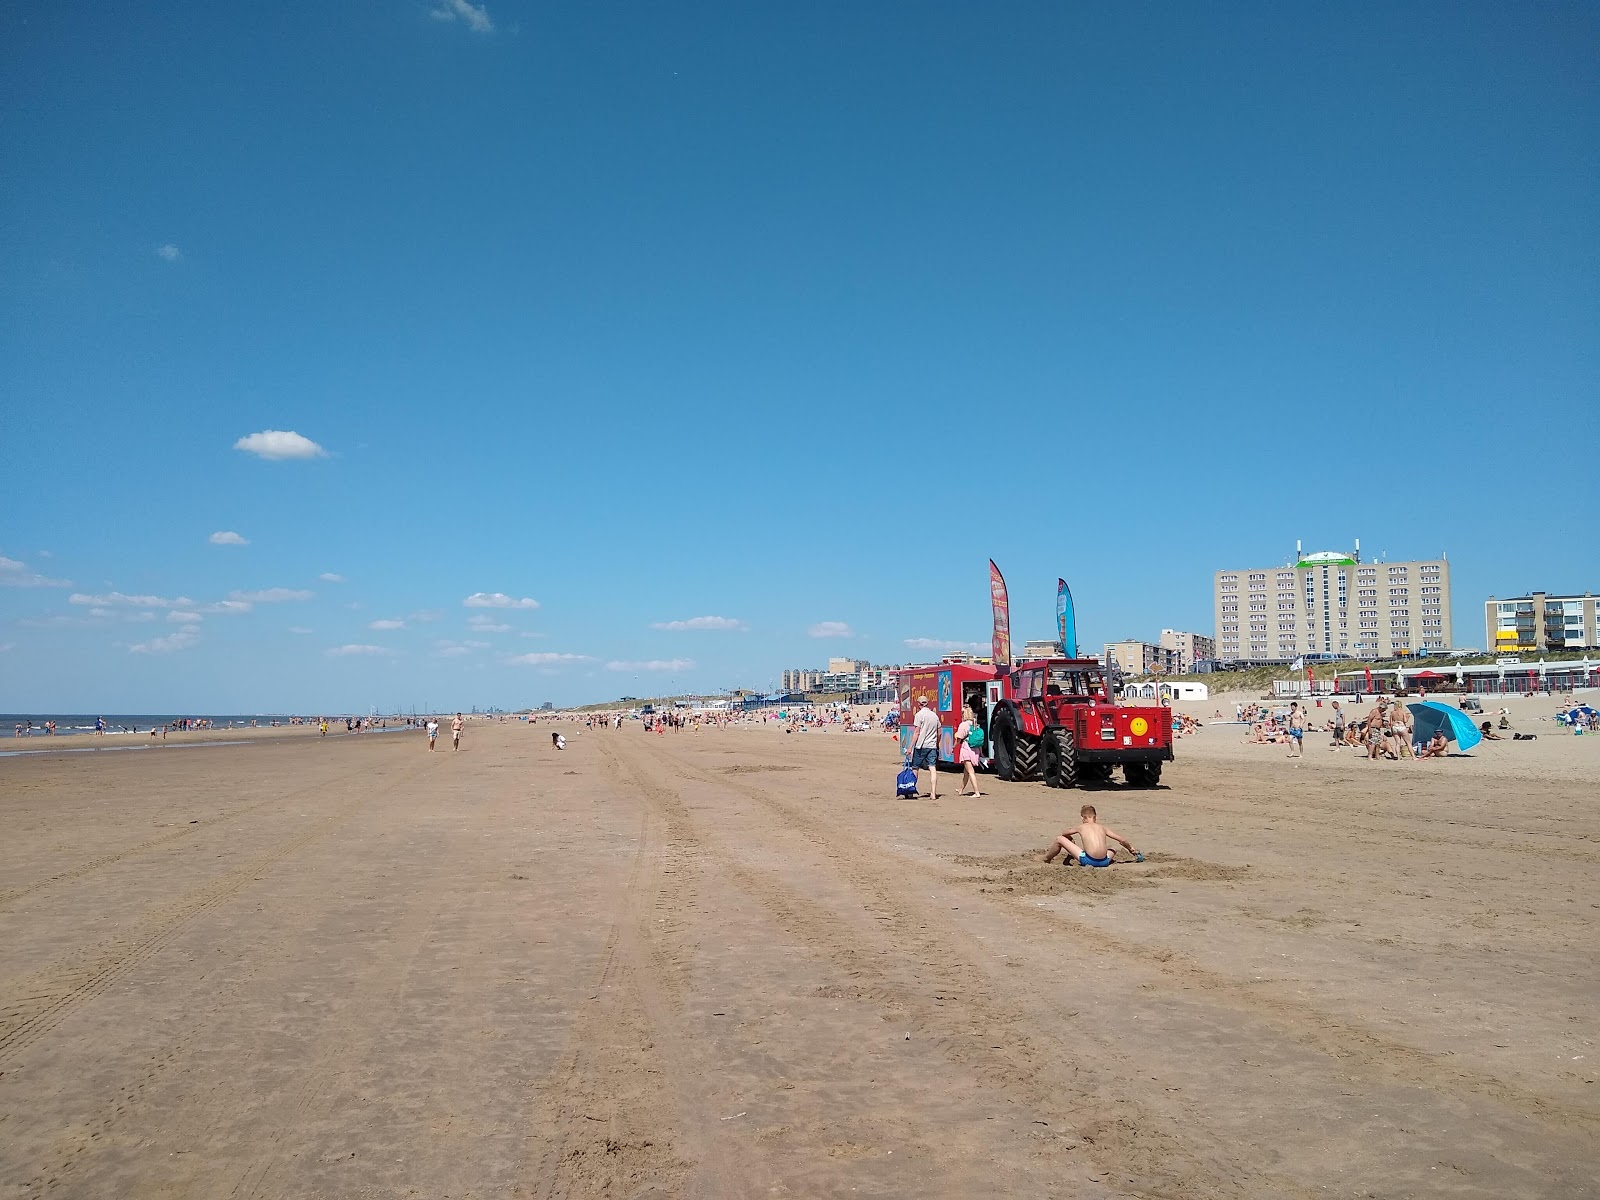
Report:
467,614,511,633
463,592,539,610
326,644,397,657
506,652,592,666
903,637,983,652
650,615,747,632
435,639,492,658
1,554,72,588
807,621,854,639
606,658,694,672
430,0,494,33
288,626,314,635
130,628,199,654
0,643,13,653
230,587,312,603
368,618,406,631
408,608,443,623
318,572,346,583
197,599,252,615
209,530,249,546
167,611,203,624
155,243,182,262
234,430,328,461
71,590,180,608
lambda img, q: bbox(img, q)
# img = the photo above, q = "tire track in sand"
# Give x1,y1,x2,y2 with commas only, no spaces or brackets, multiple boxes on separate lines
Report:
620,737,1281,1200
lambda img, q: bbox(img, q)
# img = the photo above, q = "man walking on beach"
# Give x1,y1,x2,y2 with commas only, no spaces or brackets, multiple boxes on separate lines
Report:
1329,700,1345,750
911,695,941,800
1287,701,1306,758
451,713,464,751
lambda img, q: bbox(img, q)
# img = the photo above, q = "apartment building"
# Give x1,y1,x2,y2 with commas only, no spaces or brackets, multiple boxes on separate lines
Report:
1159,629,1216,672
1104,639,1181,677
1484,592,1597,653
1214,543,1451,663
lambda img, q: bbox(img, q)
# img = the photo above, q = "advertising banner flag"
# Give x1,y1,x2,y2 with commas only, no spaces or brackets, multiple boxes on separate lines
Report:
989,560,1012,669
1056,579,1077,659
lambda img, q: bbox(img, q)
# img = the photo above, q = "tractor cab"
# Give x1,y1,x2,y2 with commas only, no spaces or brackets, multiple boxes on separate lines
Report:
1010,660,1111,707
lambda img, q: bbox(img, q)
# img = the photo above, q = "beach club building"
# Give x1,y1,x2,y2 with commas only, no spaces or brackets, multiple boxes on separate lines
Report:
1214,542,1452,664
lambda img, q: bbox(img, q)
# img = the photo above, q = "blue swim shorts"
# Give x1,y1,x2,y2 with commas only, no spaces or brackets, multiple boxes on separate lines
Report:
1077,854,1114,868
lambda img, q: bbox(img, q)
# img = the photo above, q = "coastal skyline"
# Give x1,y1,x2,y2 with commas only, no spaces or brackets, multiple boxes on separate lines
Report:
4,3,1596,710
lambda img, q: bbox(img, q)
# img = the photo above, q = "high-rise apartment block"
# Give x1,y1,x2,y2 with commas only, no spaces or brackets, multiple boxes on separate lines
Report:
1159,629,1215,671
1104,640,1181,676
1214,543,1451,663
1484,592,1597,654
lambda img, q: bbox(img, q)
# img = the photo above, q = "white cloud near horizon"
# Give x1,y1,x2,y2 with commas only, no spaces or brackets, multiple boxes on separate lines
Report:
230,587,312,603
368,618,406,631
326,644,397,657
430,0,493,33
155,244,182,262
650,615,747,632
904,637,984,652
807,621,854,639
208,531,248,546
167,611,202,624
0,554,72,588
234,430,328,461
506,652,592,666
606,658,694,672
71,590,179,608
463,592,539,610
318,572,346,583
130,627,199,654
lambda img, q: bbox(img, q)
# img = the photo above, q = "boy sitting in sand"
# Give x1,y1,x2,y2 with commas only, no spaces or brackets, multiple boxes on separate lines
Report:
1041,804,1142,868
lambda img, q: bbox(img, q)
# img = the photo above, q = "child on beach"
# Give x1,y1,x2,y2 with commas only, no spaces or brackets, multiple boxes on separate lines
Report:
1040,804,1142,868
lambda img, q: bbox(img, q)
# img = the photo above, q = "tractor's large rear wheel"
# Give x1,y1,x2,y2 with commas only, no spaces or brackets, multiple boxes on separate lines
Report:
1041,727,1078,789
991,706,1039,782
1124,761,1163,788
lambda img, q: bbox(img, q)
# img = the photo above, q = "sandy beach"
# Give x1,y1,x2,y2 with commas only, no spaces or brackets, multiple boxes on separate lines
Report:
1,714,1596,1198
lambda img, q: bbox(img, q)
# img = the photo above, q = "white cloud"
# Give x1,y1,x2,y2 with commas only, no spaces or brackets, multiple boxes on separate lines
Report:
435,639,492,658
430,0,494,33
167,611,203,623
606,658,695,672
463,592,539,609
288,626,314,635
318,572,346,583
650,615,747,632
368,618,406,631
230,587,313,603
125,611,157,623
807,621,854,639
904,637,984,652
467,614,511,632
233,430,328,461
89,608,112,618
408,608,443,622
1,555,72,588
130,627,199,655
71,590,176,608
326,644,397,657
155,244,182,262
506,652,592,666
209,530,249,546
197,599,252,615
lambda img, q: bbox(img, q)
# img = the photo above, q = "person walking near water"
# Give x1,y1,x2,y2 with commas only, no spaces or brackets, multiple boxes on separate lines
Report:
451,713,464,751
426,718,439,750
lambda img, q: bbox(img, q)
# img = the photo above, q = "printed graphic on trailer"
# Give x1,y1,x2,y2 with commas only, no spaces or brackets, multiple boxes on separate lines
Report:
938,670,953,713
939,725,955,763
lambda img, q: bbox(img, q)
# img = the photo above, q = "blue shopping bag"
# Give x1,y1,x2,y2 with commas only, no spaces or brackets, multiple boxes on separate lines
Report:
895,756,919,798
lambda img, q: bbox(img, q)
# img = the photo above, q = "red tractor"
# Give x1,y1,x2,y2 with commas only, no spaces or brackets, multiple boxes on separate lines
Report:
988,658,1172,788
894,657,1173,788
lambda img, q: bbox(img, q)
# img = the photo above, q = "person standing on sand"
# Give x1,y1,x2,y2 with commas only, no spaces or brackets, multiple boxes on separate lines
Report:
1329,700,1345,749
1286,702,1305,757
451,713,464,751
910,695,941,800
426,718,439,750
954,701,985,797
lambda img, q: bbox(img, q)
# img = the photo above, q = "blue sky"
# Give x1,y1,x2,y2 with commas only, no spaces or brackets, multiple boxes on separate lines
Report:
2,2,1596,712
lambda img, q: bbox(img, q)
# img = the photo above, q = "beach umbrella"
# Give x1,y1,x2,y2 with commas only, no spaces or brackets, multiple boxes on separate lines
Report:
1568,705,1596,722
1407,702,1483,752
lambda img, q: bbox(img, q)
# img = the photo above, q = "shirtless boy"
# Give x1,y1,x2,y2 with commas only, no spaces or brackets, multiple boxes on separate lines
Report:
1041,804,1142,867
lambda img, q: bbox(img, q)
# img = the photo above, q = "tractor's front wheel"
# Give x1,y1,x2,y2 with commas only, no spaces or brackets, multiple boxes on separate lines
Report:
1041,727,1078,789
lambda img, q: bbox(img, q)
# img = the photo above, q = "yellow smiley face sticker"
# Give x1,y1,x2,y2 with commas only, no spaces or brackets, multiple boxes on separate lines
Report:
1129,717,1149,736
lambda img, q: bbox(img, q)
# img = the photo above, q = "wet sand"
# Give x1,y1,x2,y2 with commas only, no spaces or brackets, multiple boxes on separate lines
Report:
1,719,1596,1197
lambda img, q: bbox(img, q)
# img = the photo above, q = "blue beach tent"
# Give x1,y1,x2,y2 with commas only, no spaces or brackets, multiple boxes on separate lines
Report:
1406,702,1483,752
